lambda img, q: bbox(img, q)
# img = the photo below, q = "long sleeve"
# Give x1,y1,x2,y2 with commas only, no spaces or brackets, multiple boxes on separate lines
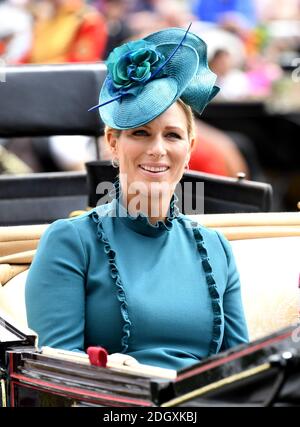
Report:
25,219,87,352
216,232,249,350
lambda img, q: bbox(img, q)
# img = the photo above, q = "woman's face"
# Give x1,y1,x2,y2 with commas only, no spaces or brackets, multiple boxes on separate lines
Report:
107,102,194,200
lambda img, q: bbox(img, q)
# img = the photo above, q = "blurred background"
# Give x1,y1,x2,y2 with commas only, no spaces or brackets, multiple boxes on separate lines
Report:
0,0,299,211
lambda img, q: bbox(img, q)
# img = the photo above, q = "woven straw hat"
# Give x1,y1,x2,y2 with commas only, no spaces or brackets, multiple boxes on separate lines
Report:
90,25,219,129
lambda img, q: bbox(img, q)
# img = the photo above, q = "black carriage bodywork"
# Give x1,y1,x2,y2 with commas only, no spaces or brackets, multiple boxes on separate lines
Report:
1,311,300,407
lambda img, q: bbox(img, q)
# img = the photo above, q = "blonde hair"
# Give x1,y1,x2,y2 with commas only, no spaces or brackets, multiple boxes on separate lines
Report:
176,98,196,141
104,98,196,143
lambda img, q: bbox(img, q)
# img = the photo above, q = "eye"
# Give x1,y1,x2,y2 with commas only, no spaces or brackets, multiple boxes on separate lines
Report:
132,129,149,137
166,132,182,139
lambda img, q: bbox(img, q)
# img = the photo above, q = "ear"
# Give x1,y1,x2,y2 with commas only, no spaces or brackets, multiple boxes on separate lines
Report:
106,129,119,157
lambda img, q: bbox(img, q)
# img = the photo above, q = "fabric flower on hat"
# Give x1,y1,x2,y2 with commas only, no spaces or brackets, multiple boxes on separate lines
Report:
106,40,166,96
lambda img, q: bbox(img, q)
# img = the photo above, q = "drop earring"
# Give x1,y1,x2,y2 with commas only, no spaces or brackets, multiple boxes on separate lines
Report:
112,157,119,168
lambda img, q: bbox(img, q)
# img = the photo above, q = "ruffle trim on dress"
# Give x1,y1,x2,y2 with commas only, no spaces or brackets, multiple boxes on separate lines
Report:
122,192,180,233
180,217,222,356
114,178,180,235
90,208,131,353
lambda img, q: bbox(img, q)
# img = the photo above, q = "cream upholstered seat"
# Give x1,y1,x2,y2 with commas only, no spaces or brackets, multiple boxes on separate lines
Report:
0,213,299,340
231,236,299,340
192,212,300,340
0,224,48,328
0,269,29,329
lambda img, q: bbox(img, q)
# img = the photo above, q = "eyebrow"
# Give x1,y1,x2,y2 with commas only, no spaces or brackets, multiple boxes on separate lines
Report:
164,126,185,132
136,125,185,132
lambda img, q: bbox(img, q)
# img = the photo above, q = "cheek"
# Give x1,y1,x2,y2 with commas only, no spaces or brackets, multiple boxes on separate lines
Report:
118,142,142,169
172,144,189,166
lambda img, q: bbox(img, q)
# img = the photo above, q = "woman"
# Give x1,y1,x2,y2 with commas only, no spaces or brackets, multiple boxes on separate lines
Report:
25,26,248,371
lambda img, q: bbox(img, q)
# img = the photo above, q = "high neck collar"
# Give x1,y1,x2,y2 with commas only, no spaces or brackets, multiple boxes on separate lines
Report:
111,181,179,238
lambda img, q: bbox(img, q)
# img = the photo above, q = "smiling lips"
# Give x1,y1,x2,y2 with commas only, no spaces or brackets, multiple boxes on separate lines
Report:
139,164,170,173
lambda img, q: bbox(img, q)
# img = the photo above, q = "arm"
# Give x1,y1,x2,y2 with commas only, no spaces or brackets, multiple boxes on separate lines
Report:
25,219,87,352
216,232,249,350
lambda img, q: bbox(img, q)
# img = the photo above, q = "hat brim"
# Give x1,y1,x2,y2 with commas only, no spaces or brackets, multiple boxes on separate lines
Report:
146,27,219,115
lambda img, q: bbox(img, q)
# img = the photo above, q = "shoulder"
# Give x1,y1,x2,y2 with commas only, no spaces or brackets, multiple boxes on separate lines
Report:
42,210,90,236
45,202,114,234
37,210,96,255
178,214,233,262
178,213,222,241
44,202,117,245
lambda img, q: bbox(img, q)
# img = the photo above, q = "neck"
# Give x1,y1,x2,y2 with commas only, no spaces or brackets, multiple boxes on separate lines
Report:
122,191,173,224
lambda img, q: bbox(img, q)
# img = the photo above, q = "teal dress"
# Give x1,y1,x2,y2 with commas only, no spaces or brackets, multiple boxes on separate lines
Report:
25,196,248,371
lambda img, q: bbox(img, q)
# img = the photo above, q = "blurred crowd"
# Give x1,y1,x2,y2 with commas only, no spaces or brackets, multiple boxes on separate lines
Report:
1,0,299,95
0,0,300,209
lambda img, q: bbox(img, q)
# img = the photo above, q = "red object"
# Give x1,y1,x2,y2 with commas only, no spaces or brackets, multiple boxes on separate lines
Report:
0,41,7,56
87,346,108,367
66,12,108,62
19,2,108,64
189,137,229,176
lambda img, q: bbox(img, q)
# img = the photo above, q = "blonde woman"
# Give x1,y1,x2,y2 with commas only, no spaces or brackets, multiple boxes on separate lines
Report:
25,26,248,370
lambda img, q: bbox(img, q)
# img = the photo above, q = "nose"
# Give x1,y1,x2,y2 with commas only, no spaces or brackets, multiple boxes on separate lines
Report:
146,134,167,158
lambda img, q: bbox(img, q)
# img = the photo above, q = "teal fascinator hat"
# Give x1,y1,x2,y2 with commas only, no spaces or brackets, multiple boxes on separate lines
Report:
89,25,219,129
